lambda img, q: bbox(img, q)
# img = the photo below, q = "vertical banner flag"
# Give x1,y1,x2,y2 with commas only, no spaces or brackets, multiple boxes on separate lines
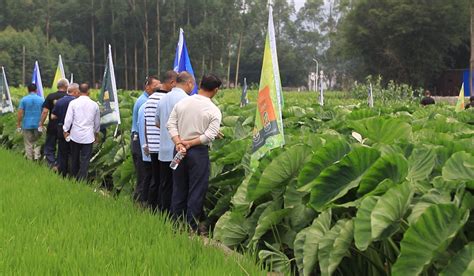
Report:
240,77,249,107
319,71,324,106
250,6,285,167
98,44,121,126
455,83,465,112
70,73,74,83
31,61,44,98
0,67,14,114
51,55,66,88
368,82,374,108
173,28,197,95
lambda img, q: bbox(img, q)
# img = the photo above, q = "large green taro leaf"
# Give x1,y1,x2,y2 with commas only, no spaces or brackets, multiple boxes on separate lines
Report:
309,146,380,211
357,153,408,196
440,242,474,276
248,144,311,201
297,138,351,191
318,219,354,276
294,210,332,276
213,211,248,248
442,151,474,188
392,204,470,276
349,117,412,144
371,182,413,240
406,146,436,182
354,196,379,251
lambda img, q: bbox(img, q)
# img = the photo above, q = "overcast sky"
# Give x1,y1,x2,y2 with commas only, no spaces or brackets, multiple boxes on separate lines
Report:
294,0,306,10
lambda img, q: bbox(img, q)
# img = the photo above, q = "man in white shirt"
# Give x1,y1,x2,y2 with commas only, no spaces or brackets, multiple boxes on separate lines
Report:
63,83,100,181
167,74,222,231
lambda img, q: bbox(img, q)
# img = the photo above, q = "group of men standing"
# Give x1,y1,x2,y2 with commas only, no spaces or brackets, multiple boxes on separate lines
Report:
17,71,223,232
132,71,222,231
17,79,101,180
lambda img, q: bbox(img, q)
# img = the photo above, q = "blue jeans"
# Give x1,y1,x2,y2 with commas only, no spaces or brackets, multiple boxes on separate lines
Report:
171,146,210,230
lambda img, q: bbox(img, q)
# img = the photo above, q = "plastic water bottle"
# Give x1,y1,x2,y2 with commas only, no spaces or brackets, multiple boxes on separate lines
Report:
169,151,185,170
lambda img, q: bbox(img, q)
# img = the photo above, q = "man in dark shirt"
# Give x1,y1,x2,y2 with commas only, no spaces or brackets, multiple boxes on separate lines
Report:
420,90,435,106
51,83,79,177
39,78,69,169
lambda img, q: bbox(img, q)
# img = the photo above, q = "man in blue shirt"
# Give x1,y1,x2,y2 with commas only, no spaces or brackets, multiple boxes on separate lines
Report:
131,76,160,200
155,72,193,212
51,83,80,177
133,104,152,206
16,84,44,161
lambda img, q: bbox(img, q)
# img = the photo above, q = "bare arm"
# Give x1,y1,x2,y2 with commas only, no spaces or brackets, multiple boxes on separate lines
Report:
17,109,23,129
39,107,49,128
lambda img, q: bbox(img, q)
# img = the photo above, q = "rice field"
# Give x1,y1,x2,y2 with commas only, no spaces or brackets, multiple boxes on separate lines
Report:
0,148,264,275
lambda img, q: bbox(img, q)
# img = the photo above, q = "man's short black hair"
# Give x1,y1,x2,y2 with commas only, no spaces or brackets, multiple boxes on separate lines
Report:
200,74,222,91
144,75,159,87
162,70,178,83
470,96,474,102
27,83,37,92
79,83,90,93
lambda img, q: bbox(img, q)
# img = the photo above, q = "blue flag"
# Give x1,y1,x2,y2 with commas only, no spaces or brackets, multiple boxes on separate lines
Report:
173,28,197,95
31,61,44,98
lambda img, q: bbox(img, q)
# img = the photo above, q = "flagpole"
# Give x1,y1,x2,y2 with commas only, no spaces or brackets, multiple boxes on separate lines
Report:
368,82,374,108
319,70,324,106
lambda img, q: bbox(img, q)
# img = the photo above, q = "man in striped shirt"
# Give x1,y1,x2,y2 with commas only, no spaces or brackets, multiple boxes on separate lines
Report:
144,71,177,211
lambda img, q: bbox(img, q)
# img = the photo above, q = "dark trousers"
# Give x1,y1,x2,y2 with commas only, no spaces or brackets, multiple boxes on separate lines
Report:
57,136,71,177
70,141,93,181
133,160,152,205
171,146,210,230
147,153,161,211
131,135,145,197
44,132,58,166
159,161,173,213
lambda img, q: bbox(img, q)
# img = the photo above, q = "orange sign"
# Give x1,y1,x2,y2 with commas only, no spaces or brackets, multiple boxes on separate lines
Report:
257,86,276,131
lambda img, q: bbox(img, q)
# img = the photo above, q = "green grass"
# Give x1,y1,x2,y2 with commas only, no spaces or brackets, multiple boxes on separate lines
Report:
0,148,264,275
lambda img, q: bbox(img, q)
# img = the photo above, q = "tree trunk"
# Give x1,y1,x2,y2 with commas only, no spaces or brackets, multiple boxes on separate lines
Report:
234,31,243,87
144,0,149,76
22,45,26,85
91,0,96,86
201,55,205,77
226,46,232,88
172,0,176,36
225,29,232,88
134,43,138,90
124,36,128,90
104,41,107,65
156,0,161,78
45,0,50,45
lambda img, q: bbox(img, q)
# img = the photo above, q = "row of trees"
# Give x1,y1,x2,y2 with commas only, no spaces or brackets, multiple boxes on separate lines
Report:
0,0,471,90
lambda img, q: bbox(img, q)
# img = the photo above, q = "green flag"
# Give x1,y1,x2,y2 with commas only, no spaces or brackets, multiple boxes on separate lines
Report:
250,6,285,169
98,45,121,126
0,67,14,114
